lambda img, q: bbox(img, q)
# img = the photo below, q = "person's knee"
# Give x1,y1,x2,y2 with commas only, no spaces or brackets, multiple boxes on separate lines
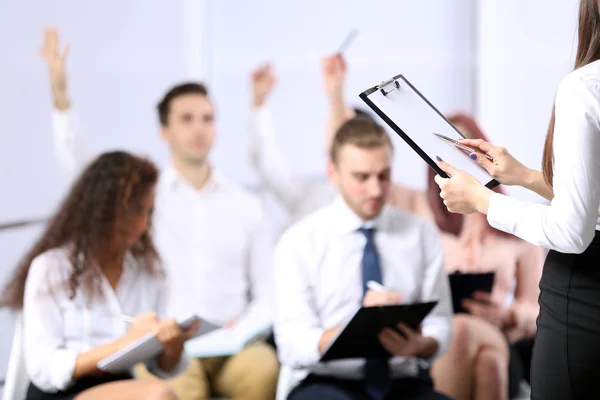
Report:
226,344,280,397
245,346,280,392
448,314,476,356
476,347,508,382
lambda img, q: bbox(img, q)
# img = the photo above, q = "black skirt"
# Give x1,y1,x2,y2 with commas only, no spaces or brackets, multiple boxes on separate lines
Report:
26,373,132,400
530,231,600,400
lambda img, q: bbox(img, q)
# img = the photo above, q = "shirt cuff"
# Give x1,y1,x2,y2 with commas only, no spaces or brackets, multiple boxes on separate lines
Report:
49,349,78,391
289,329,323,368
144,355,189,380
486,192,519,235
51,108,74,130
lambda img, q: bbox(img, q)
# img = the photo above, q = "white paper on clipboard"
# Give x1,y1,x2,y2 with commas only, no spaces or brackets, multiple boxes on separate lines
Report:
359,75,499,189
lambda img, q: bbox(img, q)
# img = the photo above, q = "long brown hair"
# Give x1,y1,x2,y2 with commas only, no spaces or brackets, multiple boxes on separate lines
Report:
543,0,600,187
427,113,510,238
0,151,162,310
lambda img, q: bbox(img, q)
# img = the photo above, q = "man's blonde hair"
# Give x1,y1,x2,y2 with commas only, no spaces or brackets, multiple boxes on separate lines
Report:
329,117,393,164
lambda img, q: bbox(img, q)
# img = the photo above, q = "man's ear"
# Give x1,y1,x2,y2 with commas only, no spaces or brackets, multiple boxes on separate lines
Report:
159,126,169,143
327,160,339,185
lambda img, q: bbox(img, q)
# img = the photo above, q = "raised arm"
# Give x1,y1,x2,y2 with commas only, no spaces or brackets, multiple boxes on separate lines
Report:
39,27,90,182
247,63,306,213
322,53,355,154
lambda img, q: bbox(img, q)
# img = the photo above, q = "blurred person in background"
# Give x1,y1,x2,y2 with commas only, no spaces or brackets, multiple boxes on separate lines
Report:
0,151,197,400
39,27,279,400
247,53,429,232
274,117,453,400
427,114,544,400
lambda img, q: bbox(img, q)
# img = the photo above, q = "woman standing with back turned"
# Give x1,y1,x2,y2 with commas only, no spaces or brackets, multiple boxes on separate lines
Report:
433,1,600,398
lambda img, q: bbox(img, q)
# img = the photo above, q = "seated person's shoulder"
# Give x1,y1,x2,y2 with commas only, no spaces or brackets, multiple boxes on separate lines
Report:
560,63,600,98
385,205,439,235
277,206,332,247
27,247,74,292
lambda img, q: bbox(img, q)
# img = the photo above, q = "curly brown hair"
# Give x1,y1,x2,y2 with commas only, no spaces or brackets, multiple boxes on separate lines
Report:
0,151,162,310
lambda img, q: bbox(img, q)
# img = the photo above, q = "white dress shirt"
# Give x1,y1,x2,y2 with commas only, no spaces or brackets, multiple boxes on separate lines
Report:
274,197,453,388
487,60,600,254
52,109,274,333
23,247,186,393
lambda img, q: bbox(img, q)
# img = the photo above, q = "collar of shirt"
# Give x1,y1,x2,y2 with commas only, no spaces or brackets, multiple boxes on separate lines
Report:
329,195,385,235
161,163,229,195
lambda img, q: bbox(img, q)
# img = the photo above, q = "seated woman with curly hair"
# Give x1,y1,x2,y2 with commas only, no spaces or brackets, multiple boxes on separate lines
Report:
0,151,199,400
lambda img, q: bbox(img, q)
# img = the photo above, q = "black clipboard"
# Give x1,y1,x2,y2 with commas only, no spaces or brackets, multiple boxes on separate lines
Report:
320,301,438,361
449,272,495,314
359,75,500,189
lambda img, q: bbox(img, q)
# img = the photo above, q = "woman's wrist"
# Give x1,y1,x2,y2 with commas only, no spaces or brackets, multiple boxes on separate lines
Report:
521,168,539,190
475,187,494,215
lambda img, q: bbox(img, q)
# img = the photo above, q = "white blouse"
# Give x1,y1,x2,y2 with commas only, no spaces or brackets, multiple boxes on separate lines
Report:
488,60,600,254
22,247,186,393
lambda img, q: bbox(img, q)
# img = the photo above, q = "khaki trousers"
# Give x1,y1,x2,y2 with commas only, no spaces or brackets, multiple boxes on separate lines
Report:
136,341,280,400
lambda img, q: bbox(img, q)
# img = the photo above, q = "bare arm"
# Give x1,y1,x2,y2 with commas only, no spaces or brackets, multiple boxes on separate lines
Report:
322,53,355,153
522,169,554,201
72,338,132,378
504,242,545,341
39,27,71,111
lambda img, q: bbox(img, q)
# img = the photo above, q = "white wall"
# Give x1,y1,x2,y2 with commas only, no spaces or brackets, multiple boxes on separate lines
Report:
207,0,476,191
475,0,580,203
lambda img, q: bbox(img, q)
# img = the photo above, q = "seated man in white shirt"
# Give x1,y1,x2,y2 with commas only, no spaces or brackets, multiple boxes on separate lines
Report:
273,117,453,400
38,27,279,400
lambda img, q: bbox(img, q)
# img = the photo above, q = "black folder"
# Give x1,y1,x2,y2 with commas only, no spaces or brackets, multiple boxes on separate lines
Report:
449,272,495,314
320,301,438,361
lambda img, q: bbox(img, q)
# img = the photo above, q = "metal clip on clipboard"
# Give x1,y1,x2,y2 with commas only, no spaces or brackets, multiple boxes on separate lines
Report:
378,77,400,96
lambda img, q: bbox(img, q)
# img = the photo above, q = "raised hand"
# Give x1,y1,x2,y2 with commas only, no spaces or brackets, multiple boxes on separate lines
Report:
38,27,71,110
251,62,277,108
321,53,347,98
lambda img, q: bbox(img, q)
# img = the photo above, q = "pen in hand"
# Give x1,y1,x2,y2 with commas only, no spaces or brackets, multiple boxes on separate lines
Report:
366,280,387,292
119,313,136,323
365,281,403,307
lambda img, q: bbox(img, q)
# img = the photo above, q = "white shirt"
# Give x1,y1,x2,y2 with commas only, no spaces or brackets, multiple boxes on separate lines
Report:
52,109,274,332
488,60,600,254
274,197,453,388
23,247,186,393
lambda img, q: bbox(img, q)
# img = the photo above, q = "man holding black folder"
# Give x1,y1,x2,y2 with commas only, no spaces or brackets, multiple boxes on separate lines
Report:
274,117,453,400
